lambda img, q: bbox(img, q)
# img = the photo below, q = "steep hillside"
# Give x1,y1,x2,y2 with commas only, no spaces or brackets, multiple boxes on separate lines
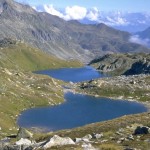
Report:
0,0,149,62
89,53,150,75
0,38,82,71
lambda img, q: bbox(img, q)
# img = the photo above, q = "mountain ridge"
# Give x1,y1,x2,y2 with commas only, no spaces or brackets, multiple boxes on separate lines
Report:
0,0,149,62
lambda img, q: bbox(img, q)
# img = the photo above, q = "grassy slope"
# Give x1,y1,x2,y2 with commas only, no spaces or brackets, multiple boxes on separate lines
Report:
0,42,82,136
0,43,82,71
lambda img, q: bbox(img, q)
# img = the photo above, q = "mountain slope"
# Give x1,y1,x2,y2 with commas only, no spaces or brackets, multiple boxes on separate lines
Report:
0,0,149,62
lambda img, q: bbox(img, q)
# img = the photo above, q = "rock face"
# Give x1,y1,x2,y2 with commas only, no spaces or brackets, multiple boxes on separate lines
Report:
0,0,149,62
89,53,150,75
43,135,75,149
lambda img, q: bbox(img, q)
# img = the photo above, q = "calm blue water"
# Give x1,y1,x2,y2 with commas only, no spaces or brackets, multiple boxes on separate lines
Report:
35,66,107,82
18,66,147,131
18,92,147,131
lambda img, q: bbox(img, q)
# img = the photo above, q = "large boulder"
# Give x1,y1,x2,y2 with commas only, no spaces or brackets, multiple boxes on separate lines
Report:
43,135,75,149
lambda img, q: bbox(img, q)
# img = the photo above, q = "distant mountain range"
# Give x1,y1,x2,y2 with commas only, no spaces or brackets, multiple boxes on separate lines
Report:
0,0,149,62
32,4,150,33
80,12,150,33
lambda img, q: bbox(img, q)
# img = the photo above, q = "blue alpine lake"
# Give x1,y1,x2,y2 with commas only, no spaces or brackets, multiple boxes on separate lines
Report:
18,66,147,131
34,66,107,82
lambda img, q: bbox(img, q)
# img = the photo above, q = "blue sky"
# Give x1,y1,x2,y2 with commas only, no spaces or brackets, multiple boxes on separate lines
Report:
16,0,150,12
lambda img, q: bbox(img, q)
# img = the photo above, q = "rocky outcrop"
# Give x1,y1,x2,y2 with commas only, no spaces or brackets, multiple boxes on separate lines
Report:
89,53,150,75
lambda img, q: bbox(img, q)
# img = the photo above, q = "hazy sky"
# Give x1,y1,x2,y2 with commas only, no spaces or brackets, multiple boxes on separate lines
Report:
16,0,149,12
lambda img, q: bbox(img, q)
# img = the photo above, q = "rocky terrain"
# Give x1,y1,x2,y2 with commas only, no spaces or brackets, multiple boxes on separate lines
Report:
0,0,149,62
89,53,150,75
76,74,150,102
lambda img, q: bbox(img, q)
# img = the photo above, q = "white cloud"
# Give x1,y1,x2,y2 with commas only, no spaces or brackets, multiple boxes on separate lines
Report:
33,4,150,31
41,5,129,25
64,6,87,20
129,35,150,47
86,7,99,21
41,5,87,20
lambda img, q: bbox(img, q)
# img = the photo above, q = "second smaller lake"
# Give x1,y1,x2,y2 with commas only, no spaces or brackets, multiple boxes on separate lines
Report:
35,66,107,82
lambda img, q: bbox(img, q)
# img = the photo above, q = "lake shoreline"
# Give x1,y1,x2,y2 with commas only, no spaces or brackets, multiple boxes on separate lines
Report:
16,67,150,135
17,87,148,135
65,84,150,111
74,90,150,112
75,74,150,113
18,88,147,132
